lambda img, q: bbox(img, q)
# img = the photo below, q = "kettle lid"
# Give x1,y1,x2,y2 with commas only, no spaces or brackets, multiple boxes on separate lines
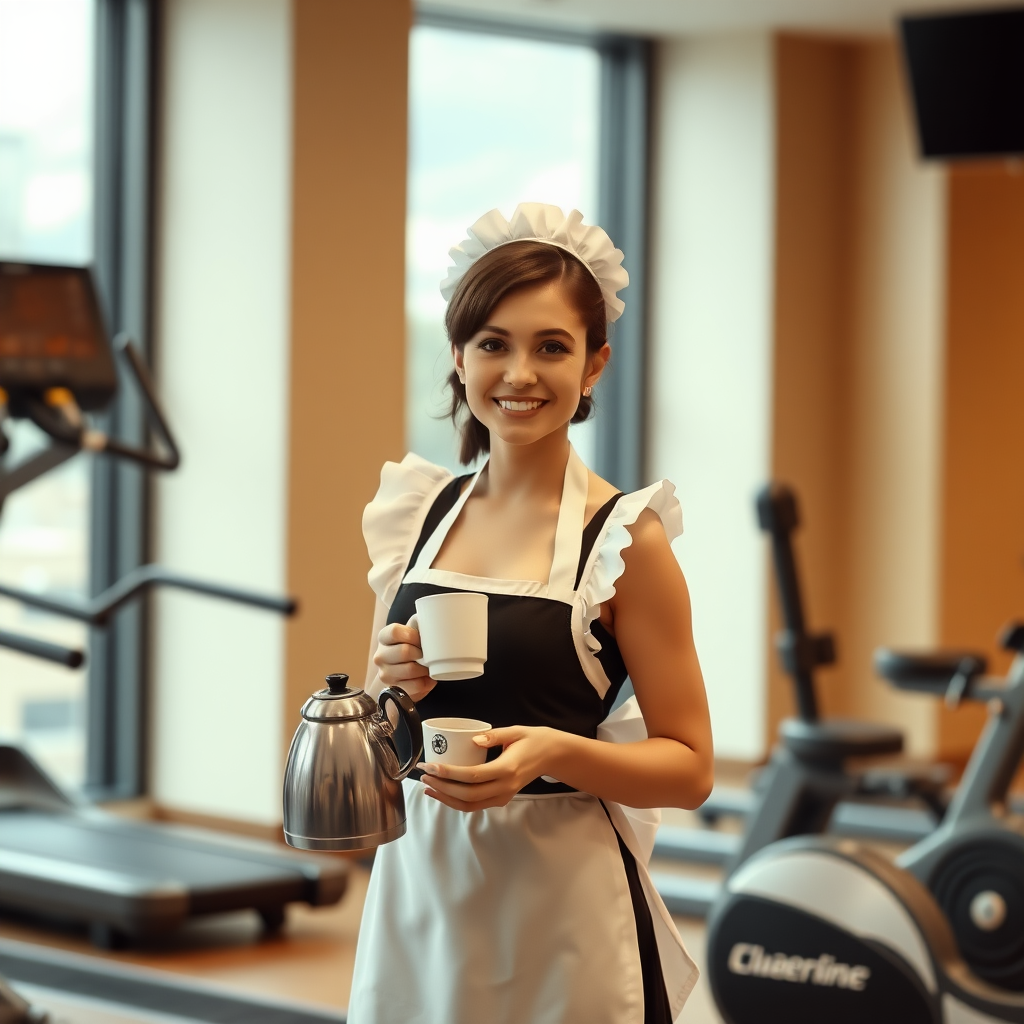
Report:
301,673,379,721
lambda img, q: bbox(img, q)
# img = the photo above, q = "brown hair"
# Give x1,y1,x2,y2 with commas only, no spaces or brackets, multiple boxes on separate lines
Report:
444,240,608,465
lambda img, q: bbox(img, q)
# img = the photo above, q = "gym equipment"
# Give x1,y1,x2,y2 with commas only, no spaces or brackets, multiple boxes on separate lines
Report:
0,261,347,956
705,625,1024,1022
652,483,949,915
879,630,1024,992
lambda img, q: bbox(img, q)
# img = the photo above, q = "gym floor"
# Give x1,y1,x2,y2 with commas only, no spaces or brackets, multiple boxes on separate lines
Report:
0,804,727,1023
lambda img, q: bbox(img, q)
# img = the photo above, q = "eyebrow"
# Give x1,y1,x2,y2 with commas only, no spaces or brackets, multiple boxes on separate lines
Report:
478,325,577,342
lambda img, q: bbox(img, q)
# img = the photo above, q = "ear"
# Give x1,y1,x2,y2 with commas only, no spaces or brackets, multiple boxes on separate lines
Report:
583,343,611,391
452,346,465,381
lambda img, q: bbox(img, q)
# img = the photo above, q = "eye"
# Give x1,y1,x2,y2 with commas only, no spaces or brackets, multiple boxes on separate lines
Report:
541,340,569,355
477,337,505,352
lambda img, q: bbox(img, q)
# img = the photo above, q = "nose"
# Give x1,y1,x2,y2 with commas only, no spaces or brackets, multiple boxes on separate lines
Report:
504,355,537,389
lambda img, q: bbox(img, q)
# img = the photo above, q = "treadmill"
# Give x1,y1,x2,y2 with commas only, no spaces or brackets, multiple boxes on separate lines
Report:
0,261,348,954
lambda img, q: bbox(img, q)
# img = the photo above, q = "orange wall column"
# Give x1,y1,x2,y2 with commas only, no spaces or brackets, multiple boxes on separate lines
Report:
939,165,1024,762
285,0,411,752
769,35,854,740
770,36,947,755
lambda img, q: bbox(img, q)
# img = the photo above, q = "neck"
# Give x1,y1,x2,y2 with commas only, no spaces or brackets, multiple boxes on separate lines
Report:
481,429,571,502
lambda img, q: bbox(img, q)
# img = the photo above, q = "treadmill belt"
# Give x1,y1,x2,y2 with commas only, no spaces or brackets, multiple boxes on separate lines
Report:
0,938,346,1024
0,814,309,892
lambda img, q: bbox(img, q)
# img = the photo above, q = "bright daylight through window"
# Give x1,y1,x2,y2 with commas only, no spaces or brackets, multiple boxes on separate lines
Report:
406,23,600,471
0,0,94,788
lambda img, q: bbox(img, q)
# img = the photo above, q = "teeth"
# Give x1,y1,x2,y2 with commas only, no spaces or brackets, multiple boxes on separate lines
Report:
498,400,543,411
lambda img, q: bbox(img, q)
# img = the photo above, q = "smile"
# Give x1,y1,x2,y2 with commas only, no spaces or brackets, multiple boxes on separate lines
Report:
495,399,546,412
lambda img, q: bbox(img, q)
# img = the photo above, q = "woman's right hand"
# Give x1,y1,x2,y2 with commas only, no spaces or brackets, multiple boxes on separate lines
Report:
372,621,436,701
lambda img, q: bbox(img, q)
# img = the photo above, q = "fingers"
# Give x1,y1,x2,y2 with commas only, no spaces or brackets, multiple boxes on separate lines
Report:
416,761,493,785
416,762,518,808
373,620,429,689
379,621,421,648
471,726,522,749
423,787,510,812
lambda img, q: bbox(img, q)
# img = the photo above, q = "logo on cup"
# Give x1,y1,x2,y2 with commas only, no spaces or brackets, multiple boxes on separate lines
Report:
431,734,448,755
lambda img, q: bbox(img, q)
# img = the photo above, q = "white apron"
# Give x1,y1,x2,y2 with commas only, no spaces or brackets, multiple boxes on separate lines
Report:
349,447,698,1023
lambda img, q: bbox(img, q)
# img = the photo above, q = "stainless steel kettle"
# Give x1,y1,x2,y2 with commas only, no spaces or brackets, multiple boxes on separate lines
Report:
282,673,422,851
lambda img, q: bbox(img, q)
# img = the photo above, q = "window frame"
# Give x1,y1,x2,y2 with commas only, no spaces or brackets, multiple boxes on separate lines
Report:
85,0,157,801
413,8,652,492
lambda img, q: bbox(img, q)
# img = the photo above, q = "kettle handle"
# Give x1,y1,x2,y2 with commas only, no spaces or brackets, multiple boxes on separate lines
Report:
378,686,423,781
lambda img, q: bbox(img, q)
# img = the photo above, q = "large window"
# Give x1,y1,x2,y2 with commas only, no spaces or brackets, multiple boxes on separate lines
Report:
0,0,95,788
406,18,648,479
1,0,154,799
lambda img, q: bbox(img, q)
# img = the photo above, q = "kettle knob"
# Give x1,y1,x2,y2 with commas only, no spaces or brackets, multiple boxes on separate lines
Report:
326,673,350,695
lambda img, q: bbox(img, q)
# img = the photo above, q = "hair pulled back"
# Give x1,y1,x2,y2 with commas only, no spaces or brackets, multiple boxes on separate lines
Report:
444,240,608,465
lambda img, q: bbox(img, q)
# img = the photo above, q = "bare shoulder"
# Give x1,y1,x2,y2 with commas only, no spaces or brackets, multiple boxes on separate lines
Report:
628,505,675,547
616,507,684,599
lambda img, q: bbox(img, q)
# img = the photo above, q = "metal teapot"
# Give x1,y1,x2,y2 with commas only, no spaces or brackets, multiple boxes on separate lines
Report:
283,673,422,851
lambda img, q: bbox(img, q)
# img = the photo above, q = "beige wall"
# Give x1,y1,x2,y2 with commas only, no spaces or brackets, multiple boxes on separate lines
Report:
284,0,410,756
153,0,293,823
768,35,947,755
648,33,777,761
152,0,410,821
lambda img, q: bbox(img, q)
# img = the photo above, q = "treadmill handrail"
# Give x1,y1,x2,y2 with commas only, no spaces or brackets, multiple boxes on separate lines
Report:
0,629,84,668
25,335,181,472
0,564,297,626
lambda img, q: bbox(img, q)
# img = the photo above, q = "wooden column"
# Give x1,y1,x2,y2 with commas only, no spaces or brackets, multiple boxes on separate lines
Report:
285,0,411,753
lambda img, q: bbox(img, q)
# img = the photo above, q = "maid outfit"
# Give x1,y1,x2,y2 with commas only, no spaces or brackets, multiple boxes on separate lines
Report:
347,444,698,1023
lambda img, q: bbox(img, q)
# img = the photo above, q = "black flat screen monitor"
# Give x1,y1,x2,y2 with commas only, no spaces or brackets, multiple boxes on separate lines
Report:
901,7,1024,159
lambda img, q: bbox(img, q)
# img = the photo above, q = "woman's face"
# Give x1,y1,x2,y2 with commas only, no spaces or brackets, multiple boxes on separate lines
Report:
453,280,610,449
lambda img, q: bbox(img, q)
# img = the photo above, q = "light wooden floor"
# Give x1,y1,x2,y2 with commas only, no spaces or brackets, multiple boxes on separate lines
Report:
0,816,727,1022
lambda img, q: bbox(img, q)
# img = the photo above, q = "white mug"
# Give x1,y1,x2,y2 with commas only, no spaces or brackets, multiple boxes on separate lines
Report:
422,717,491,767
408,591,488,681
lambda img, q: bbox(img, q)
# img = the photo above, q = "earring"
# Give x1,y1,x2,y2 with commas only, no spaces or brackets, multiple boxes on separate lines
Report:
583,386,593,397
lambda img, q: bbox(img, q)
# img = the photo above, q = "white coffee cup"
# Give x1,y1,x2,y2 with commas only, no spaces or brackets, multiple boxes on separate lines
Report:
422,717,491,767
408,591,488,681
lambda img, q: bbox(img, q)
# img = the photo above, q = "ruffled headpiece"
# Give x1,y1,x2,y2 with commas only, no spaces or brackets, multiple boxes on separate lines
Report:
439,203,629,323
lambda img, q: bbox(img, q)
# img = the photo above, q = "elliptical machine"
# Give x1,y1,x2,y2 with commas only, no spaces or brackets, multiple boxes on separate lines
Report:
705,626,1024,1023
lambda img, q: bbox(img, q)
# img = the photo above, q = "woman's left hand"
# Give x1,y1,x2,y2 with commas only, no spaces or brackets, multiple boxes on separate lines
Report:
417,726,567,811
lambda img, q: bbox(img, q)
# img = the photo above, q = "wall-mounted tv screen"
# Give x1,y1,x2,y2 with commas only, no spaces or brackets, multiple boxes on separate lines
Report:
901,7,1024,159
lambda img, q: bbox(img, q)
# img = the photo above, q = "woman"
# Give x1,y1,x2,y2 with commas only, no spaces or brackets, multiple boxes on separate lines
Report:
349,204,713,1024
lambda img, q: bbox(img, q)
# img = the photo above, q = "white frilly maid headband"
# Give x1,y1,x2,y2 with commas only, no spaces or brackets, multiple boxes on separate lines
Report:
439,203,629,323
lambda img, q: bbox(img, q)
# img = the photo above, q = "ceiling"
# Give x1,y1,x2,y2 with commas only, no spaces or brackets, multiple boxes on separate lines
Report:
418,0,1024,39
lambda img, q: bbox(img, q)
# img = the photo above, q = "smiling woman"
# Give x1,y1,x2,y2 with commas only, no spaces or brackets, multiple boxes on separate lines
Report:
445,240,609,464
350,203,713,1024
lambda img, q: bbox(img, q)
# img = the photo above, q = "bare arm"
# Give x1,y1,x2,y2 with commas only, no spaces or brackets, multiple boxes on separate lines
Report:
545,508,713,807
420,509,714,811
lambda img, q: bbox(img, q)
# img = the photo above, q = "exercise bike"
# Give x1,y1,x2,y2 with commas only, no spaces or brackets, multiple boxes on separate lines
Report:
653,483,950,915
705,623,1024,1023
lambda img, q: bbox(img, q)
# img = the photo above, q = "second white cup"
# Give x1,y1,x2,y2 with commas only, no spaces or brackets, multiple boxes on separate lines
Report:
409,591,488,681
422,717,491,767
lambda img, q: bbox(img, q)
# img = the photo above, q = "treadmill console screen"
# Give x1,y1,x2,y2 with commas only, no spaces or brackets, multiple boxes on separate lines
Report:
0,262,117,411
